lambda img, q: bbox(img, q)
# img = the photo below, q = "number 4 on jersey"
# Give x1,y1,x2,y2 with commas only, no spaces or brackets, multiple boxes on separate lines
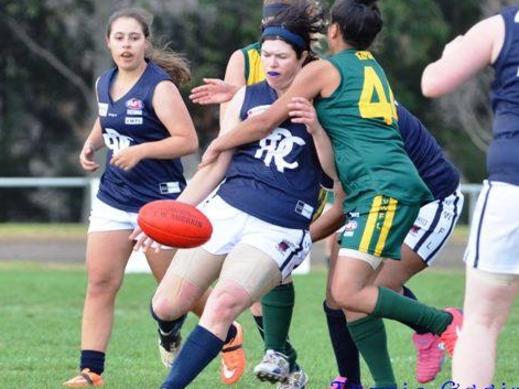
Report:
358,66,397,125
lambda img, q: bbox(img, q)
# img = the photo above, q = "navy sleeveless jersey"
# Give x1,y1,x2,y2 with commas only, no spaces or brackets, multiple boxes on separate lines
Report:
96,62,186,212
217,81,322,229
397,104,459,199
489,5,519,185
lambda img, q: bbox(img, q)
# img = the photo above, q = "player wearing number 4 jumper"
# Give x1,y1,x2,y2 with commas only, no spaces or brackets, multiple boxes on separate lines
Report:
316,102,464,388
199,0,463,388
62,8,199,388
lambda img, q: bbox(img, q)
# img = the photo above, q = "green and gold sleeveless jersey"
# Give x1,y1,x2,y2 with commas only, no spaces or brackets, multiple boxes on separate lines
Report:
315,49,433,212
241,42,265,85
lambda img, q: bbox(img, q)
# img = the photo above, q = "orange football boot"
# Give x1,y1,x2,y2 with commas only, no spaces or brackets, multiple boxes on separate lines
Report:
220,322,246,384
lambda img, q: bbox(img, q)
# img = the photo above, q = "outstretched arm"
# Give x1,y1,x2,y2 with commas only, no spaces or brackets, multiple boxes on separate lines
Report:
189,50,245,107
421,15,504,97
176,87,246,206
200,60,339,167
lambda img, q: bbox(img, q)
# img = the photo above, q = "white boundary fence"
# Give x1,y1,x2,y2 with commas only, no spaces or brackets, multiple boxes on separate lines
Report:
0,177,483,274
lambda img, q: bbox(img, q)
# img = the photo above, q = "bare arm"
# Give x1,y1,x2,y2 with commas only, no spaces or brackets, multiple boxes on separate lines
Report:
288,96,339,182
110,81,199,170
79,118,104,172
310,182,346,242
176,87,246,206
220,49,247,120
200,60,339,167
422,15,504,97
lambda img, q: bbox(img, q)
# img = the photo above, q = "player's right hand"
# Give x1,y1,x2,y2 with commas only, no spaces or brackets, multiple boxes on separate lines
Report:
79,142,100,172
129,226,160,253
189,78,238,105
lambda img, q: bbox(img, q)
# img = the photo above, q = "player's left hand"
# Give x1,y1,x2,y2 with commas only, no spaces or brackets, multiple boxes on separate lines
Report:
198,141,221,169
288,97,322,134
189,78,239,105
110,146,143,171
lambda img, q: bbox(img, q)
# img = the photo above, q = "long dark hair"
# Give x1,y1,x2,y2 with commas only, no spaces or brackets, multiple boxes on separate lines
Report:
106,8,191,86
330,0,382,50
261,0,326,61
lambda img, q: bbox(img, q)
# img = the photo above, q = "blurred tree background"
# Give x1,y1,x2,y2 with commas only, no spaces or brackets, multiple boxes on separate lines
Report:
0,0,511,221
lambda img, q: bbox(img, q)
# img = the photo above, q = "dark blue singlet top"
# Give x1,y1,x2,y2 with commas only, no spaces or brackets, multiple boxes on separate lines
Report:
397,104,460,199
488,5,519,185
217,81,322,229
96,62,186,213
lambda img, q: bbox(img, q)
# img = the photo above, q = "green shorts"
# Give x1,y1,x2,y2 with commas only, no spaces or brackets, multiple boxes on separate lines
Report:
339,195,419,260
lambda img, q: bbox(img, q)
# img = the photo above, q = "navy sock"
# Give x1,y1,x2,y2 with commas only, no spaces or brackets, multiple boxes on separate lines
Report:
80,350,105,375
323,302,361,385
225,323,237,344
161,325,224,389
402,286,429,335
150,303,187,335
253,315,265,340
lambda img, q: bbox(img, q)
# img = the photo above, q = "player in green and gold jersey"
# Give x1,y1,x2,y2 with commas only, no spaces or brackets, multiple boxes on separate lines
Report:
199,1,463,387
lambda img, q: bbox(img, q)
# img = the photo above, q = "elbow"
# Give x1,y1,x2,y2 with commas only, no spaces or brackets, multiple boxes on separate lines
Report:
187,134,199,154
421,80,443,99
421,67,447,98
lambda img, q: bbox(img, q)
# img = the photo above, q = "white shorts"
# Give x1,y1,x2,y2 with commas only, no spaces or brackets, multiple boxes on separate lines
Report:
200,195,312,279
403,188,464,265
464,180,519,274
88,197,139,232
88,197,171,249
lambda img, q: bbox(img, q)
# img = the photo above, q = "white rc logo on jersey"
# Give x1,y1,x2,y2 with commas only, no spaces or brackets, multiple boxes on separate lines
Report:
254,128,305,173
103,128,134,153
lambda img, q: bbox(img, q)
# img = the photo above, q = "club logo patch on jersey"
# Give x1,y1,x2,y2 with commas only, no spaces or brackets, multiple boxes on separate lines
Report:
247,104,271,117
295,201,314,220
125,117,143,125
98,103,108,117
159,181,181,194
255,127,305,173
126,98,144,110
126,98,144,116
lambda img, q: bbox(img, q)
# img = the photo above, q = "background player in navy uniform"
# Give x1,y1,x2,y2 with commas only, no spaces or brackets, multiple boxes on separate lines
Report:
63,8,199,388
306,103,463,388
142,6,327,388
422,5,519,387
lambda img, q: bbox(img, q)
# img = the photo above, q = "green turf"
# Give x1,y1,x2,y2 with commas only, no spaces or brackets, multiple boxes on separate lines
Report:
0,263,517,388
0,223,472,242
0,223,86,240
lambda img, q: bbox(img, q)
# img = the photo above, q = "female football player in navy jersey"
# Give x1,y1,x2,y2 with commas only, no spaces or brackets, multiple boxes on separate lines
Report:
189,2,324,388
143,4,328,388
63,8,199,387
422,6,519,387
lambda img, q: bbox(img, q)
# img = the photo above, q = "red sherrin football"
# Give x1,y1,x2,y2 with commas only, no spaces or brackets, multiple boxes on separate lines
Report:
137,200,213,248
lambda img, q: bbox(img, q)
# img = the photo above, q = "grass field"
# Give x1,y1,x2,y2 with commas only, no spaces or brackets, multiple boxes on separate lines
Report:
1,263,518,388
